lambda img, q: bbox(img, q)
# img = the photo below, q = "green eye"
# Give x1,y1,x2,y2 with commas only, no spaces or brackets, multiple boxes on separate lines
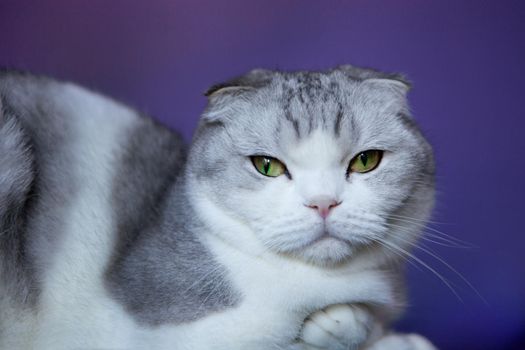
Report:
349,150,383,174
251,156,287,177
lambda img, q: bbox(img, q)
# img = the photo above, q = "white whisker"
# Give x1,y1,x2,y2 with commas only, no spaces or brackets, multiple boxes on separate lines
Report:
385,230,487,304
374,237,463,301
386,221,472,249
384,214,476,248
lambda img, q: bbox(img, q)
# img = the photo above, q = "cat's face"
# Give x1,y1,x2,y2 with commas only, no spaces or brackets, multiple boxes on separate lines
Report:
188,67,434,266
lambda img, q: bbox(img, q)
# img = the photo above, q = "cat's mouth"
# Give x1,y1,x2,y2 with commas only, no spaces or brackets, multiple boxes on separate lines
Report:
297,228,353,252
310,231,347,245
290,230,355,265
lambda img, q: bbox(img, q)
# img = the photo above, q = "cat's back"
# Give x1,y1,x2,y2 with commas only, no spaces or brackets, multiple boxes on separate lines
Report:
0,70,185,348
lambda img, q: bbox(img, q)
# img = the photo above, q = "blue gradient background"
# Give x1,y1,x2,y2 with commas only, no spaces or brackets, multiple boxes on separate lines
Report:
1,1,523,349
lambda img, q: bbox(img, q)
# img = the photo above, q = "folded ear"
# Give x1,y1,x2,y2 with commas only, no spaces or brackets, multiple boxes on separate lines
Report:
361,77,411,98
204,83,254,99
337,64,411,94
202,68,274,122
204,68,273,97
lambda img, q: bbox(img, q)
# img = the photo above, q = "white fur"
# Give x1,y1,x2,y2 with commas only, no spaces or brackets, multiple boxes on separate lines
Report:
27,84,139,349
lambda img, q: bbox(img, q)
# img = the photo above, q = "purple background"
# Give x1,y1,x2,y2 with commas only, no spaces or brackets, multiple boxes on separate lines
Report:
1,1,523,348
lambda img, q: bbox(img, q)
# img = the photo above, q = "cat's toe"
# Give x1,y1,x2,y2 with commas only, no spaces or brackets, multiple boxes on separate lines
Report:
366,333,437,350
300,304,373,350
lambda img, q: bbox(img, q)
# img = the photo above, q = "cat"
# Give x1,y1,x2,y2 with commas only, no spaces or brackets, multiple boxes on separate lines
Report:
0,66,437,350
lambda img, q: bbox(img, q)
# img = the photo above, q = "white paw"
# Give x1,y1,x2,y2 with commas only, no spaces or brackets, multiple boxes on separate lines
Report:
299,304,373,350
366,333,437,350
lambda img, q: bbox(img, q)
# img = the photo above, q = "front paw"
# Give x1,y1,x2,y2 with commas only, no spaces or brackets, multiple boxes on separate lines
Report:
299,304,373,350
365,334,437,350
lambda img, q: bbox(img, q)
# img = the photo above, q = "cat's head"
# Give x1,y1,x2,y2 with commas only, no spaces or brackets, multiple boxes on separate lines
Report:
187,65,434,266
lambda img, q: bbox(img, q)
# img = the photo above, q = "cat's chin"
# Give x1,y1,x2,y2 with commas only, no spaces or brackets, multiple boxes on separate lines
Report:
293,235,355,266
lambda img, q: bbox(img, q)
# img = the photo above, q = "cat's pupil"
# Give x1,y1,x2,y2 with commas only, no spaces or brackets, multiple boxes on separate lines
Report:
263,158,271,174
359,153,368,166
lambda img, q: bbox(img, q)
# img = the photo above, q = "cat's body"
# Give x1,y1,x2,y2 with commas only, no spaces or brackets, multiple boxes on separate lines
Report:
0,67,437,349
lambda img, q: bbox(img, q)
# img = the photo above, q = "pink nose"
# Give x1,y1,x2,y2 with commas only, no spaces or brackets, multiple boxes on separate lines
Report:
305,196,341,219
